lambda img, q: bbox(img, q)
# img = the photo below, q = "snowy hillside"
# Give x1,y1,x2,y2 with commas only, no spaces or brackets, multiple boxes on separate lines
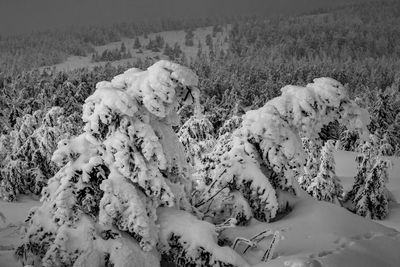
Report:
39,26,229,73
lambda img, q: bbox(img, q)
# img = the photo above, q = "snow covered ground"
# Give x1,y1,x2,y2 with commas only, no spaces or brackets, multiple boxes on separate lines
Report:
223,198,400,267
1,150,399,267
218,151,400,267
0,196,39,267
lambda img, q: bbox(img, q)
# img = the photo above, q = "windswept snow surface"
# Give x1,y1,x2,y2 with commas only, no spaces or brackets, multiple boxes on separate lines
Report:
222,197,400,267
1,150,400,267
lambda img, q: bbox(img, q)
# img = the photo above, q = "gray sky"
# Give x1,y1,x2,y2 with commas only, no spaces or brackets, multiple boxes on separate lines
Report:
0,0,356,35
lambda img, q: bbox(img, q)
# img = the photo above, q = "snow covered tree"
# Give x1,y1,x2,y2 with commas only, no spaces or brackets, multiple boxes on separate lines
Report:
344,138,392,219
338,128,360,151
178,114,215,168
177,112,217,200
201,78,370,224
133,37,141,49
192,115,244,215
185,28,195,47
307,140,343,204
378,132,394,156
217,115,243,137
387,112,400,154
17,61,247,267
0,107,74,201
298,137,321,190
353,158,391,219
344,142,374,204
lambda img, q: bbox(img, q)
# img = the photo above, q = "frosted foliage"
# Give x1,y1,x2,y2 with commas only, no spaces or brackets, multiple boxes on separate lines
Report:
99,169,159,250
196,115,243,188
307,140,343,203
218,115,243,136
18,61,199,266
238,78,369,189
207,78,369,222
0,107,73,201
178,115,215,167
298,138,321,189
216,141,279,219
195,128,235,190
354,158,390,220
345,140,391,220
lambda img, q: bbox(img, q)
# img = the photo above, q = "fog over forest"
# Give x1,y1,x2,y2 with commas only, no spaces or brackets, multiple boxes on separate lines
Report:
0,0,362,35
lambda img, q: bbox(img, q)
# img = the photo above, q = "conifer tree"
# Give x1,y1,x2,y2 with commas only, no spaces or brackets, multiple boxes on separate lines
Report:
120,42,126,54
299,137,321,190
201,78,370,224
133,37,142,49
344,139,391,219
307,140,343,204
379,132,394,156
353,158,391,219
17,61,247,267
178,113,215,169
344,142,374,204
185,29,195,47
0,107,72,201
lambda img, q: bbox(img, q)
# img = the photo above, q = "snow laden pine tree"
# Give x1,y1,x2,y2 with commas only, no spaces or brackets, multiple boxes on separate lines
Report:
17,61,248,267
0,107,73,201
307,140,343,204
178,112,215,171
192,115,247,223
344,140,391,219
353,158,391,219
199,78,370,225
298,137,321,190
0,110,42,201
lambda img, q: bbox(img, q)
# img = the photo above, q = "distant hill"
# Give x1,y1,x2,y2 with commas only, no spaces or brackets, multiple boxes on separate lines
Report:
0,0,368,35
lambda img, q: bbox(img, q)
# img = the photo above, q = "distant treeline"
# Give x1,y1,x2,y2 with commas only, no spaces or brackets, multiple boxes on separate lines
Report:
189,0,400,150
0,17,230,75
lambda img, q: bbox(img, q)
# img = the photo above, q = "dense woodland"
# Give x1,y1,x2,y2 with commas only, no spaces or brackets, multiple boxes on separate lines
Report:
0,0,399,193
1,0,399,198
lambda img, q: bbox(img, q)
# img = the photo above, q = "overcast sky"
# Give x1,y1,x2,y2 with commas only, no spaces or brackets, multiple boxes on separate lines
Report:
0,0,357,35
